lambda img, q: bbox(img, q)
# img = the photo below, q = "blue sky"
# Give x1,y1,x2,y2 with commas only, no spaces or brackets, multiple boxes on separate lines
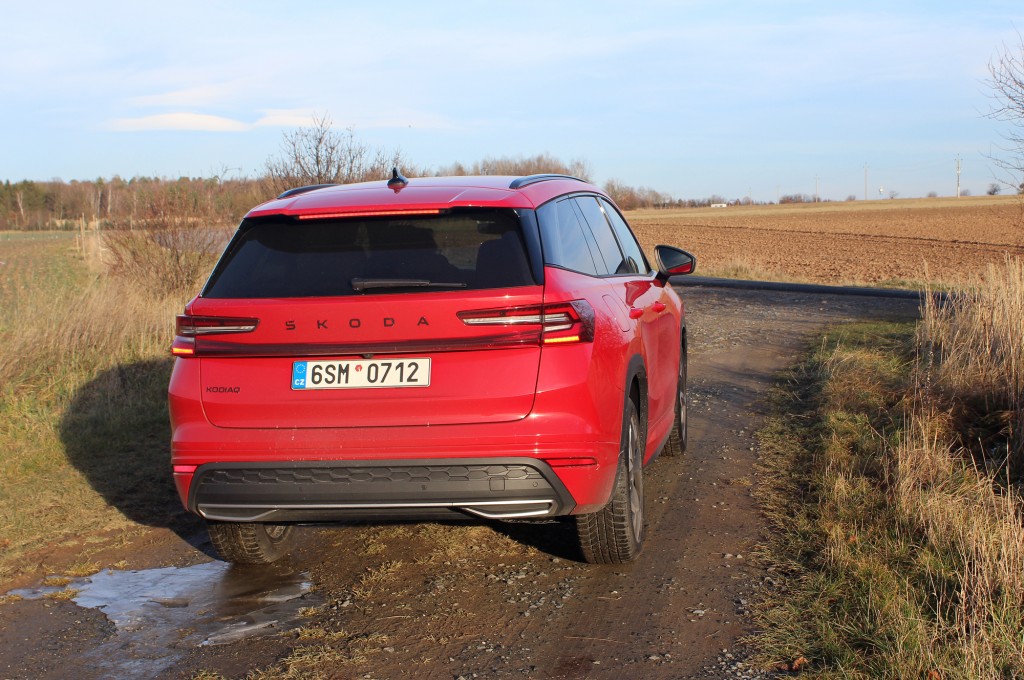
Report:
2,1,1022,201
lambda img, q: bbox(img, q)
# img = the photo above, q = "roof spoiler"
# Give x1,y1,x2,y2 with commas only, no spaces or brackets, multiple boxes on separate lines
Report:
276,183,337,200
508,174,585,190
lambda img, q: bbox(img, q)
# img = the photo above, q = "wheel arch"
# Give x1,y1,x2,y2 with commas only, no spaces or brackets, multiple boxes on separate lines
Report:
624,353,649,461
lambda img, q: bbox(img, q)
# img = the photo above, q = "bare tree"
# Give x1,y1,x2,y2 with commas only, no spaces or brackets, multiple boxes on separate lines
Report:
987,33,1024,187
602,178,670,210
262,113,405,197
434,153,591,182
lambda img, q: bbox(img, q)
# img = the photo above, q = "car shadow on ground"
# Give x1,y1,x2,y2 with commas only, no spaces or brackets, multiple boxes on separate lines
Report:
487,518,585,562
59,358,207,552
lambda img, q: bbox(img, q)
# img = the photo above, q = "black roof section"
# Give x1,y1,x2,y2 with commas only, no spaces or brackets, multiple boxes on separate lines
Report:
508,174,585,190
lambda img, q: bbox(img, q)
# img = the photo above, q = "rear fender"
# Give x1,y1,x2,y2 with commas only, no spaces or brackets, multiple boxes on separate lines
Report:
623,354,651,464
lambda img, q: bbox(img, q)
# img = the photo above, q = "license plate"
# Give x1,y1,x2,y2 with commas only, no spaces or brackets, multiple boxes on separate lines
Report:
291,358,430,390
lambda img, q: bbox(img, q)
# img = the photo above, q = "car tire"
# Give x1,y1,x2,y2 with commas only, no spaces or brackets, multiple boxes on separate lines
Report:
576,398,646,564
664,345,688,456
206,521,295,564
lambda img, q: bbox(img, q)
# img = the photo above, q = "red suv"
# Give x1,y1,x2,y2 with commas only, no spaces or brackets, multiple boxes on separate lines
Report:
169,172,695,565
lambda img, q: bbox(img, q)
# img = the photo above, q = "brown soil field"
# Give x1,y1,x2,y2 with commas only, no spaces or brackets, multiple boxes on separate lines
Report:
628,195,1024,286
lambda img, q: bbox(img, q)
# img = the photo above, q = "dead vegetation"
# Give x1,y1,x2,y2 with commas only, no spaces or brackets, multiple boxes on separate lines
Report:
0,233,183,582
754,258,1024,677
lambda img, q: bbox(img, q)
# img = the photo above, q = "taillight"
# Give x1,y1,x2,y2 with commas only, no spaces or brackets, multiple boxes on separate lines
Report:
458,301,594,344
171,315,259,357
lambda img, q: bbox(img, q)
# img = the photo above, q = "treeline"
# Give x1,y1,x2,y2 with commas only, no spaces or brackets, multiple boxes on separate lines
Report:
0,176,266,230
0,172,794,230
0,171,684,231
1,113,769,230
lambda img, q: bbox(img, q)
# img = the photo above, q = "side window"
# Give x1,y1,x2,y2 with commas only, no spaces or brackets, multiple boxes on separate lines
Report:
599,198,650,275
574,196,632,275
536,198,603,276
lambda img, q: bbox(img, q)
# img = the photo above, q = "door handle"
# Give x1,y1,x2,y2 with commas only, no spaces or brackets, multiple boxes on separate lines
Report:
651,302,666,313
628,307,644,319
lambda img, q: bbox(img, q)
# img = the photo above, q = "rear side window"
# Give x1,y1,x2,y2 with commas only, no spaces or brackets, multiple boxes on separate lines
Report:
599,198,649,275
536,198,603,276
203,209,534,298
574,196,632,275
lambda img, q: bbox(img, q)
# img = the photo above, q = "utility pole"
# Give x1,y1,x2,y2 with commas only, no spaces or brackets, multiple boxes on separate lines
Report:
863,164,868,201
815,176,819,202
955,155,962,198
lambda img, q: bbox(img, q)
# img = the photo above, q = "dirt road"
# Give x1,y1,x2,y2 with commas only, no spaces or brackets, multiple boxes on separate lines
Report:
0,286,919,680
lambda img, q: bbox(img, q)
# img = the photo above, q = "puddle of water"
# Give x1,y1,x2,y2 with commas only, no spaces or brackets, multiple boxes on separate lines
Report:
10,560,319,677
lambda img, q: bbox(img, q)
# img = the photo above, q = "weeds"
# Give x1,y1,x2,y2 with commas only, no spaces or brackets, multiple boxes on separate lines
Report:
43,588,79,601
920,257,1024,478
248,632,391,679
0,233,188,580
351,560,405,600
754,260,1024,677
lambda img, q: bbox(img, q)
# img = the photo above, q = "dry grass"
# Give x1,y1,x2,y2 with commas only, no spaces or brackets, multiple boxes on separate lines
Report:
189,672,227,680
247,632,392,679
920,257,1024,475
0,232,189,581
43,587,79,601
754,260,1024,677
412,523,527,565
351,560,405,600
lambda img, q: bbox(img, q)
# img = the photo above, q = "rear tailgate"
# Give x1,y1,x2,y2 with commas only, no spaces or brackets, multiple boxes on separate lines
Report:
190,289,545,428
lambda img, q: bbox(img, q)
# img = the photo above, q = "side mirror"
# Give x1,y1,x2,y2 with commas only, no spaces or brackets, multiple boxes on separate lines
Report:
655,245,697,283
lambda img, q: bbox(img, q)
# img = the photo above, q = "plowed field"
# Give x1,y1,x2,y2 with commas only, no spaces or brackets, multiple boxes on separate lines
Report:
628,195,1024,285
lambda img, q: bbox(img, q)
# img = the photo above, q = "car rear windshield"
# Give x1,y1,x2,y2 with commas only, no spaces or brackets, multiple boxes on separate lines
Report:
203,209,535,298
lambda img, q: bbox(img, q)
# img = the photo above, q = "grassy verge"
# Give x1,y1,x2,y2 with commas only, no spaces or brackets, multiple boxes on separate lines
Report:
0,232,193,582
754,282,1024,676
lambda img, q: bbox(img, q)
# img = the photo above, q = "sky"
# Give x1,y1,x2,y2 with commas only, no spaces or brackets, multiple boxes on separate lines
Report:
2,1,1023,202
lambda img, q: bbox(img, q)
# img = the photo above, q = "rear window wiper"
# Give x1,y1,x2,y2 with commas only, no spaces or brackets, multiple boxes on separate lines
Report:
351,278,468,292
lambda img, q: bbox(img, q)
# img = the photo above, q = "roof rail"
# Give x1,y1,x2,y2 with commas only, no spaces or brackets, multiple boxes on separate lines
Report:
276,183,337,200
508,174,585,190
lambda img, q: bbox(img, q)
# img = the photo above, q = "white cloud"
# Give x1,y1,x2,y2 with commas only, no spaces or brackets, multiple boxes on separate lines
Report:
107,113,251,132
105,108,454,133
128,85,243,109
253,109,319,128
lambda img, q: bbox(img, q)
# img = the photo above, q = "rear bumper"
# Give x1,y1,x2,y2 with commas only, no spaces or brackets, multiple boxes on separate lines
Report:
186,458,575,522
169,339,628,517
